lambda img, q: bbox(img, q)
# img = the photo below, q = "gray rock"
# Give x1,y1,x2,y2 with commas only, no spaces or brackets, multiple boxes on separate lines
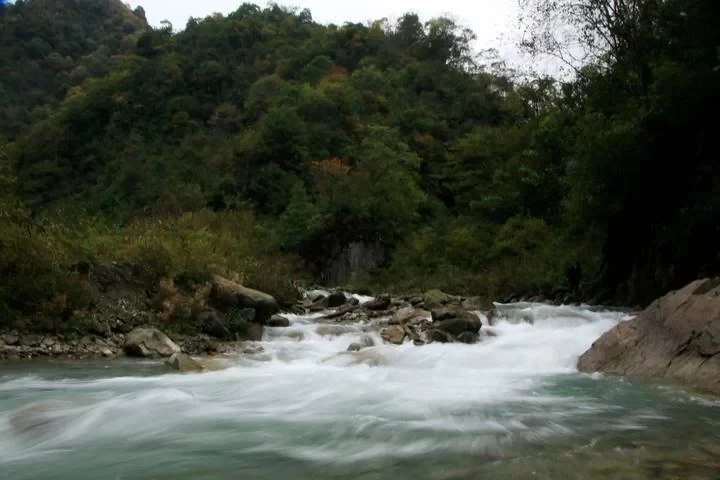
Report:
3,335,20,346
364,295,391,311
101,348,113,357
456,332,479,344
19,335,42,348
347,343,363,352
124,328,181,358
200,310,232,339
430,329,454,343
268,315,291,327
433,315,482,337
578,278,720,394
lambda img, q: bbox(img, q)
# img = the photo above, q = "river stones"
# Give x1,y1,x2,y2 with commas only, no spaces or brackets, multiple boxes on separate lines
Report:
124,328,181,358
423,289,451,304
381,325,406,345
390,307,431,325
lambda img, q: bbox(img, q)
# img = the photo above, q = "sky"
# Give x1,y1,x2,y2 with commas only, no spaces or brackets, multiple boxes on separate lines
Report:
127,0,534,72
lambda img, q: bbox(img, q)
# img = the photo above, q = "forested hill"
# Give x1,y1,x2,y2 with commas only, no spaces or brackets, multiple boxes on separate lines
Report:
2,0,720,322
0,0,148,141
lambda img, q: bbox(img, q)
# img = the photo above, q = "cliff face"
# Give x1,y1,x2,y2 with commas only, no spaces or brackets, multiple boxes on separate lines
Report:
578,278,720,394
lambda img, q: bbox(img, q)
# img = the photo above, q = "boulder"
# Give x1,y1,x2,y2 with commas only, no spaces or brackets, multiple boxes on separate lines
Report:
327,292,347,308
430,329,454,343
423,289,451,304
268,315,291,327
363,295,391,311
347,343,363,352
2,334,20,346
578,278,720,394
433,314,482,337
124,328,181,358
166,353,204,372
347,297,360,306
210,276,278,324
390,307,432,325
381,326,406,345
456,332,480,344
430,306,481,326
200,310,231,339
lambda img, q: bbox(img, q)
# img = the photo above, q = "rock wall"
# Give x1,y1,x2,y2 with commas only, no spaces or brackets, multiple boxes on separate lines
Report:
323,242,385,286
578,278,720,394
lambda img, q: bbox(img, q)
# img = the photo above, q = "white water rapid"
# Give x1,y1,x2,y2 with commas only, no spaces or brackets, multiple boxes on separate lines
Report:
2,302,720,479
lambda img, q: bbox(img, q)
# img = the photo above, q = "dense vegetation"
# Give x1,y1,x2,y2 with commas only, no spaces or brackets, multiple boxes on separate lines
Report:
1,0,719,329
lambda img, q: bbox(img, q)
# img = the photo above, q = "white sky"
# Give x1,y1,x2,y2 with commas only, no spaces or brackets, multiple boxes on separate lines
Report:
127,0,538,73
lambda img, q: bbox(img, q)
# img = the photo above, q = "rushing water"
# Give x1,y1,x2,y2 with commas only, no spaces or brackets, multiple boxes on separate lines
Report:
2,303,720,479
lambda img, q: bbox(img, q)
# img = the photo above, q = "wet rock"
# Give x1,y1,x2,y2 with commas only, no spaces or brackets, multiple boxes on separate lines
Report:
347,343,363,352
390,307,431,326
381,325,406,345
578,278,720,394
124,328,181,358
327,292,347,308
166,353,204,372
268,315,291,327
433,314,482,337
210,276,278,324
245,323,264,342
364,295,391,311
430,329,454,343
347,297,360,306
456,332,480,344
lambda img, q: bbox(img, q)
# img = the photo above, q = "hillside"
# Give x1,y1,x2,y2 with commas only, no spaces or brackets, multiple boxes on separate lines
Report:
1,0,720,331
0,0,148,140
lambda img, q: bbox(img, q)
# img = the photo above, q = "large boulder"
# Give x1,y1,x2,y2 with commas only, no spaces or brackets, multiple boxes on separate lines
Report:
578,278,720,394
210,276,279,324
124,328,181,358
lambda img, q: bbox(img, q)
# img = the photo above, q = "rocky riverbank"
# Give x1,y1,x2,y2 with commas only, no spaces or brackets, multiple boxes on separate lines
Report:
578,278,720,395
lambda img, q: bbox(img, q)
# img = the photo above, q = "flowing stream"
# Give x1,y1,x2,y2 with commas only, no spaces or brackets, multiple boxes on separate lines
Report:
1,302,720,479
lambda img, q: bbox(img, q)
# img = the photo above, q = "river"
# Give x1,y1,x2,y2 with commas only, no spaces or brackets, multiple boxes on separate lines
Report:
1,302,720,479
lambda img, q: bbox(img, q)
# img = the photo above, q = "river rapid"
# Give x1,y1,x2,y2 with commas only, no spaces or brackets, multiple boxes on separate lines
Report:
1,302,720,479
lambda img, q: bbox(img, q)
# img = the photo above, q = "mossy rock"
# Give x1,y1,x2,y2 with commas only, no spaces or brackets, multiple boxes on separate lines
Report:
423,289,451,304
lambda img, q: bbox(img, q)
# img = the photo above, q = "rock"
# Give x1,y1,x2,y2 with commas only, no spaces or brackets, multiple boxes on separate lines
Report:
430,306,481,325
166,353,204,373
347,297,360,306
423,289,451,304
327,292,347,308
381,325,406,345
101,348,113,357
245,323,264,342
210,276,279,324
3,334,20,346
19,335,42,348
124,328,181,358
390,307,432,325
430,329,454,343
578,278,720,394
456,332,480,344
461,296,492,311
364,295,391,311
408,296,423,306
200,310,231,339
268,315,291,327
433,315,482,337
347,343,363,352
